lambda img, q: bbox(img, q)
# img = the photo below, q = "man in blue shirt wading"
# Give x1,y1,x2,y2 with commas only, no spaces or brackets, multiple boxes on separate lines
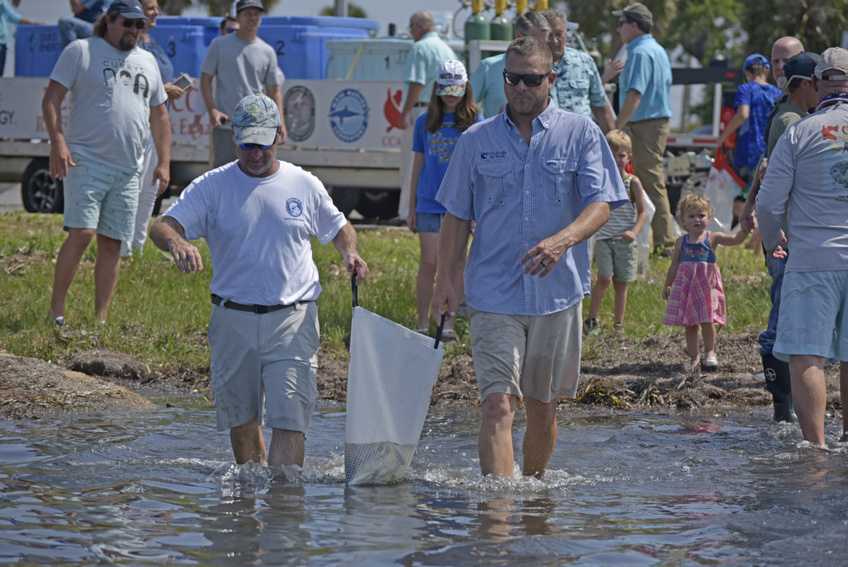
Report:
433,37,627,479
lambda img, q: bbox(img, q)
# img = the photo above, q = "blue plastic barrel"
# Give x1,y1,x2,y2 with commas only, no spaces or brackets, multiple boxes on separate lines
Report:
258,18,378,80
155,16,221,47
14,25,64,77
147,25,206,79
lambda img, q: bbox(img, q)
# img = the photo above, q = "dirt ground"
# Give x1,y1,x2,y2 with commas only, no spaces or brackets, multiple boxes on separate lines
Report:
1,332,842,420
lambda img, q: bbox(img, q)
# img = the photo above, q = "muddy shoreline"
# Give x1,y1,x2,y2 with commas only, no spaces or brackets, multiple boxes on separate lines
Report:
1,332,842,420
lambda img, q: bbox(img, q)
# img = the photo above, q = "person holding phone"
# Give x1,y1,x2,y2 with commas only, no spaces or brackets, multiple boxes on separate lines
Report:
121,0,193,256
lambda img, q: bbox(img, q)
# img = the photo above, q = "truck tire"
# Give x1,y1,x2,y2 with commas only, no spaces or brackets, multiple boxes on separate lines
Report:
329,187,361,218
21,158,64,214
356,190,399,221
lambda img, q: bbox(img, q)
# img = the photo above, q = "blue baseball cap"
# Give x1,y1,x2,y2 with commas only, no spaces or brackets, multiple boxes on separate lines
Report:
743,53,769,70
236,0,265,12
233,93,281,146
107,0,148,19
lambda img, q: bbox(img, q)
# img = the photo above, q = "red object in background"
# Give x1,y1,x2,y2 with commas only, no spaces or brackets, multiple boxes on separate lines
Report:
384,89,403,132
625,163,635,175
719,103,736,148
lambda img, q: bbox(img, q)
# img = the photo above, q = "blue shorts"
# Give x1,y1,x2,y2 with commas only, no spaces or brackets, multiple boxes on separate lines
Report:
773,270,848,364
416,212,444,233
62,155,141,241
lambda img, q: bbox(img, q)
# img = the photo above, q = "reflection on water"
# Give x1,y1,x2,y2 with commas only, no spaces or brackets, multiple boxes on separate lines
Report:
1,399,848,565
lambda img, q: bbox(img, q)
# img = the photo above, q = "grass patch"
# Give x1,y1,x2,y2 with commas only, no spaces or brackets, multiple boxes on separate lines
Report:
0,212,771,371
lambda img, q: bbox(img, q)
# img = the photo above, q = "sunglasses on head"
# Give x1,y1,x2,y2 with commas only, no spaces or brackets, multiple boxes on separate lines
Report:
121,18,146,30
226,27,238,34
503,70,550,87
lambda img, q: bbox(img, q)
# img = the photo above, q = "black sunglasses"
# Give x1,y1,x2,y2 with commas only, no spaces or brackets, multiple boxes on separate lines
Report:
121,18,146,30
503,70,550,87
616,19,628,28
239,135,277,151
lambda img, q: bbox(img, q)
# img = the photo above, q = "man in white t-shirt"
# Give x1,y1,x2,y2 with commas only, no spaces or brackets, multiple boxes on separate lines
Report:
200,0,286,168
150,93,368,472
43,0,170,325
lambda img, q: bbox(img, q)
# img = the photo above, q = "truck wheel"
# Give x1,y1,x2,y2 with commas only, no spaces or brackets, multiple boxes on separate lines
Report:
356,190,399,221
21,159,64,214
329,187,361,217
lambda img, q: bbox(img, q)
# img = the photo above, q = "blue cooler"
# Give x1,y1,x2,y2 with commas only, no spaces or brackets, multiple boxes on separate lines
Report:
147,25,206,79
14,25,64,77
154,16,221,47
257,17,379,80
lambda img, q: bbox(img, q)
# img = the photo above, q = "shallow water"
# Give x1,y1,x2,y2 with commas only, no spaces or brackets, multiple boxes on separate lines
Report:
1,399,848,565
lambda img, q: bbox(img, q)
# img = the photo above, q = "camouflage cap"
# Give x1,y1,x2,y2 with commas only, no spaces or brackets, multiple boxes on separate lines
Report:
612,3,653,28
232,93,281,147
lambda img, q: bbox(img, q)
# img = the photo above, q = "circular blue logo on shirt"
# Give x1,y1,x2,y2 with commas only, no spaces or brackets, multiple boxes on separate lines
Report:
329,88,369,143
286,198,304,218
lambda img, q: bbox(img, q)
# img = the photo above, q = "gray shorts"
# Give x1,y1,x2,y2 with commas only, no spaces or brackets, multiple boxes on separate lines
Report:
208,301,319,432
62,155,141,241
774,270,848,364
594,238,638,282
469,303,582,403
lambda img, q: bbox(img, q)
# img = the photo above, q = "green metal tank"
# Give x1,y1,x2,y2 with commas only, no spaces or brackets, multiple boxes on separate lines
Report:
464,0,490,41
490,0,512,41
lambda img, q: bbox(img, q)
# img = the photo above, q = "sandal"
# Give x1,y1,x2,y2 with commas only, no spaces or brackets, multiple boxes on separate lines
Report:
441,329,456,341
686,359,701,373
416,327,429,335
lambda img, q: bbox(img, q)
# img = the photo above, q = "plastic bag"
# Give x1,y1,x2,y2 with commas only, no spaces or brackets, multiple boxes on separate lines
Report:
703,148,746,234
344,306,444,485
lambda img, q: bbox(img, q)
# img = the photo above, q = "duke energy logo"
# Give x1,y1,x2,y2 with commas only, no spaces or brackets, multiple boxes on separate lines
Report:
329,89,369,143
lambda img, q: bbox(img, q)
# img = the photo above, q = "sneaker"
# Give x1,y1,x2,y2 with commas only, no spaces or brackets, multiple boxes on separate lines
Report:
686,359,701,373
583,318,598,335
704,353,718,368
613,322,625,332
53,316,65,327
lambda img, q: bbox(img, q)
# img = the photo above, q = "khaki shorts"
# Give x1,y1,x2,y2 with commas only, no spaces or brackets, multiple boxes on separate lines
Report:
594,238,638,282
469,303,582,403
208,301,319,433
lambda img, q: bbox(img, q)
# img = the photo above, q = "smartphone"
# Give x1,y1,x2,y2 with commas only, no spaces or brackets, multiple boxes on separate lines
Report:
172,73,195,91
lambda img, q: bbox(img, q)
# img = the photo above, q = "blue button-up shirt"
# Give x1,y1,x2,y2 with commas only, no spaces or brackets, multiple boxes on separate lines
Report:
469,52,507,118
619,34,672,121
551,47,607,117
437,100,627,316
404,31,457,104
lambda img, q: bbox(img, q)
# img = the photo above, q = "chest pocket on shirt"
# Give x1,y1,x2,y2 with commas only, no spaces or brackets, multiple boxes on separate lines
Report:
542,158,577,204
476,160,513,207
568,76,590,93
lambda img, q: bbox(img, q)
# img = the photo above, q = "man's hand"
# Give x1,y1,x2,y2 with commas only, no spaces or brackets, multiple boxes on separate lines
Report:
48,139,74,180
519,231,576,278
398,110,410,130
209,108,229,127
739,200,758,233
152,162,170,197
168,238,203,274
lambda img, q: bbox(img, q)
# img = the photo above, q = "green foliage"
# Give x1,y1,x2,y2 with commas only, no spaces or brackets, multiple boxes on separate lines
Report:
0,213,772,376
320,3,368,18
740,0,848,57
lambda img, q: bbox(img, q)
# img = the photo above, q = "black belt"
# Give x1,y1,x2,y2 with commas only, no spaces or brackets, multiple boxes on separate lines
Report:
211,294,308,314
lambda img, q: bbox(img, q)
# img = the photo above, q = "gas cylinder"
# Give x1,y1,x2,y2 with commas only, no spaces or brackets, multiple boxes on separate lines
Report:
465,0,491,41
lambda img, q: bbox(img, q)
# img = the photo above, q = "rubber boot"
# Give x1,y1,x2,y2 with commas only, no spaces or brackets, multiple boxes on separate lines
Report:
762,353,796,422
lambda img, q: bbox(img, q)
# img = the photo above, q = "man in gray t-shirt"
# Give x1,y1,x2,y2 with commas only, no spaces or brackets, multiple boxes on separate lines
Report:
200,0,286,168
42,0,170,325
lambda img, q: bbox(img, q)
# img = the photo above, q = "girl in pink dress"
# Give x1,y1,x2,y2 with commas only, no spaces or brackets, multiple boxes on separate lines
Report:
663,195,750,372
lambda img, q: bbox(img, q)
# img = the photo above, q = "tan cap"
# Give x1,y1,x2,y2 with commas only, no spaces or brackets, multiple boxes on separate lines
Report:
815,47,848,81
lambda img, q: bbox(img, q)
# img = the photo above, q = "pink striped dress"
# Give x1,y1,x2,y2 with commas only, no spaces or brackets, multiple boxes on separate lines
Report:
663,233,726,327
